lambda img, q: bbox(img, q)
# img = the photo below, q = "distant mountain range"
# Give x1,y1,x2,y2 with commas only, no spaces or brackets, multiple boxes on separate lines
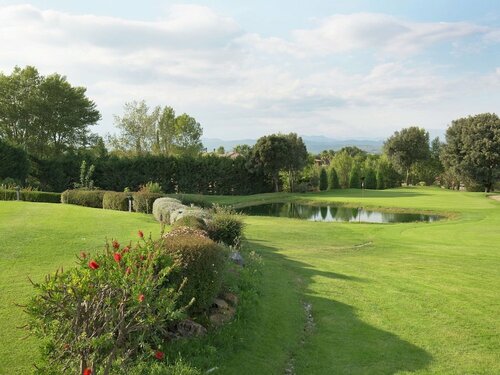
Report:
202,136,385,154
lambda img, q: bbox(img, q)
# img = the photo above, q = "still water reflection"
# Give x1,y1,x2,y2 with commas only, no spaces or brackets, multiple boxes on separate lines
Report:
239,202,441,223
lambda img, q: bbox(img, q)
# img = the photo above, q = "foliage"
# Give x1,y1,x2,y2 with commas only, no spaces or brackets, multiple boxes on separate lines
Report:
172,216,208,231
140,181,164,194
384,127,430,185
349,164,361,188
0,140,30,183
0,189,61,203
133,192,165,214
376,155,402,189
0,66,100,158
206,209,245,247
332,151,354,188
61,189,107,208
126,360,201,375
251,133,307,192
328,167,340,190
364,168,377,189
103,191,129,211
73,160,96,190
161,234,225,313
25,236,186,374
319,167,328,191
108,101,203,157
441,113,500,192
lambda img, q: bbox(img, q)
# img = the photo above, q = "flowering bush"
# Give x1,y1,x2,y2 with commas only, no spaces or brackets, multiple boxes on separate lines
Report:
26,234,188,374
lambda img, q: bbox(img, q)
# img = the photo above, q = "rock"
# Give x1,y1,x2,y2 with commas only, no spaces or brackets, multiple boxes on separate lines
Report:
212,298,229,309
229,251,245,266
209,306,236,327
222,292,238,306
176,319,207,338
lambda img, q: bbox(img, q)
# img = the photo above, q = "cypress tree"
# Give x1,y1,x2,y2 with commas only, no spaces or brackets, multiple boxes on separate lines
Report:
319,167,328,191
365,168,377,189
349,164,361,188
328,166,340,189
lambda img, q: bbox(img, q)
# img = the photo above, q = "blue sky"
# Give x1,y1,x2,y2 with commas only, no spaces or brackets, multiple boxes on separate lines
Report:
0,1,498,140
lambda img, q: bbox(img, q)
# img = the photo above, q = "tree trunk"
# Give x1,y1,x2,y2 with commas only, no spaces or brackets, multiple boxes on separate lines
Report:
405,168,410,186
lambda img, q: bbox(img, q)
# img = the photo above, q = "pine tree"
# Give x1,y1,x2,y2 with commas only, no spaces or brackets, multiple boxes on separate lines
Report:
349,164,361,188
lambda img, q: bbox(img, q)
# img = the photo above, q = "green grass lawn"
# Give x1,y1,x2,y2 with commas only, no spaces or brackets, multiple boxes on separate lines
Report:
1,187,499,374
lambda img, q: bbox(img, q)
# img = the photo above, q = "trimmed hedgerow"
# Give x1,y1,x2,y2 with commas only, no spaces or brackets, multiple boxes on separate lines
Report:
0,189,61,203
61,189,107,208
133,192,165,214
161,234,226,313
171,194,214,209
153,197,185,224
103,191,130,211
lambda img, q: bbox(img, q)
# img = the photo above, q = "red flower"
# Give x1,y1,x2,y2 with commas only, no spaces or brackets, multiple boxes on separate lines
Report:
113,253,122,263
112,240,120,249
83,368,92,375
88,260,99,270
125,267,131,275
154,350,164,360
121,246,130,254
138,294,145,302
138,230,144,238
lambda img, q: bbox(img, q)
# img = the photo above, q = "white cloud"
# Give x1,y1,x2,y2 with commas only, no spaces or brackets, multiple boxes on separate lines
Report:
0,4,498,139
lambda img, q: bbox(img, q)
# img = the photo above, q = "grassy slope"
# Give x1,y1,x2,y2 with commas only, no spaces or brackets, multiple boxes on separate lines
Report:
0,203,160,374
1,188,499,374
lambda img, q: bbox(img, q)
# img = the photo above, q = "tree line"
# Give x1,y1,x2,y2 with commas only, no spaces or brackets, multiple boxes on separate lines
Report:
0,66,498,193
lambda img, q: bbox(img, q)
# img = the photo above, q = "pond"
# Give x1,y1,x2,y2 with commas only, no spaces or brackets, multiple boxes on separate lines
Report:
238,202,442,223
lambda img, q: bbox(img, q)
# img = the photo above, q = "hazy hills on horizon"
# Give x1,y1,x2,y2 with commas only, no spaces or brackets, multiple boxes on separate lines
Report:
203,130,446,154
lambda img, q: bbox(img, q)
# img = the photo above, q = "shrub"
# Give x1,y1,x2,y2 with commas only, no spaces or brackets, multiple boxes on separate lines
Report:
133,192,165,214
61,189,107,208
0,189,61,203
140,181,164,194
172,215,208,231
26,236,187,374
153,197,185,223
164,226,208,239
206,209,245,247
161,234,225,313
103,191,130,211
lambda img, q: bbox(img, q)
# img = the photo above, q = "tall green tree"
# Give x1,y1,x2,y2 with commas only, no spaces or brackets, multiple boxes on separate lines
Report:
0,139,30,183
251,133,307,192
365,168,377,189
328,166,340,190
0,66,100,157
331,150,354,188
319,167,328,191
109,102,203,157
172,113,203,156
349,164,361,188
384,126,430,185
441,113,500,192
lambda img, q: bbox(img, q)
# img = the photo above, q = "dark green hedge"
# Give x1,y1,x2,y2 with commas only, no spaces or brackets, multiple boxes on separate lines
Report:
61,190,107,208
0,189,61,203
30,154,272,195
0,140,30,183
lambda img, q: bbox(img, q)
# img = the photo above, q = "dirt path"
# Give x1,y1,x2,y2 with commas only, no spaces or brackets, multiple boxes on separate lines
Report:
488,195,500,201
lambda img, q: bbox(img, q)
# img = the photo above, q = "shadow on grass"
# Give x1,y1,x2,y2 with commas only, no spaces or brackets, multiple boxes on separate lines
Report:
250,241,433,375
